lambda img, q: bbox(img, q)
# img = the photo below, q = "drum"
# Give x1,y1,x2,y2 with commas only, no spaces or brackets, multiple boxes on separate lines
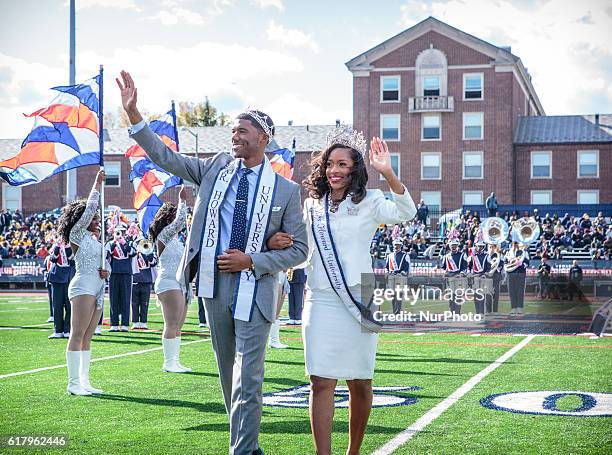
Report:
472,276,493,295
446,276,468,293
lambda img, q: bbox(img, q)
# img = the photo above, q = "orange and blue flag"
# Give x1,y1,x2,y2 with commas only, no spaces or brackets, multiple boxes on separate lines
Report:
270,138,295,180
125,104,182,235
0,74,103,186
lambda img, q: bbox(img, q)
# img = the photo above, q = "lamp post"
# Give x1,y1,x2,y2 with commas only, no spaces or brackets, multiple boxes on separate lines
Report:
181,127,199,195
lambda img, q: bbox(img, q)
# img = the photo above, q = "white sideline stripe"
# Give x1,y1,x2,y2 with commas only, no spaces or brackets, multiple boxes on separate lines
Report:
0,338,210,380
0,322,52,330
372,334,535,455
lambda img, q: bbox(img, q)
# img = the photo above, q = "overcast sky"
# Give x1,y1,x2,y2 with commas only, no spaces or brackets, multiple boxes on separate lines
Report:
1,0,611,139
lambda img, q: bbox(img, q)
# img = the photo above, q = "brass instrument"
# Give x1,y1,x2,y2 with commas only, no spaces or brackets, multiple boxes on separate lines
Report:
482,217,509,245
137,239,154,255
287,268,294,282
487,251,500,275
510,217,540,244
504,247,524,273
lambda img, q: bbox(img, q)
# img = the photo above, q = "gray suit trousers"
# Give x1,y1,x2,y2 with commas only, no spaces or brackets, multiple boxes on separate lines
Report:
204,271,271,455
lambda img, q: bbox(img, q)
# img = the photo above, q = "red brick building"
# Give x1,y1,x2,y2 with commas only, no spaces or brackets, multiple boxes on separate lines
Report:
346,16,610,209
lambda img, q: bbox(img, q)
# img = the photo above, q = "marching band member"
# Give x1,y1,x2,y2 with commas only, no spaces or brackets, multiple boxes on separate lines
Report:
486,243,504,314
57,169,109,395
149,186,192,373
505,241,530,315
48,238,75,338
468,233,490,316
441,234,469,314
270,130,416,455
288,264,307,325
105,227,136,331
131,239,157,329
386,239,411,314
268,271,290,349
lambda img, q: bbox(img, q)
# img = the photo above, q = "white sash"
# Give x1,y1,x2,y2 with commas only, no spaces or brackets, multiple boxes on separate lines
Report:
386,253,397,271
445,254,459,272
310,197,382,332
198,157,277,322
471,254,484,273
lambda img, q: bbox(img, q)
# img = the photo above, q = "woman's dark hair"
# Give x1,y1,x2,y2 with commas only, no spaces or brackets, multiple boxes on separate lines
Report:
302,144,368,203
148,202,177,242
57,199,90,244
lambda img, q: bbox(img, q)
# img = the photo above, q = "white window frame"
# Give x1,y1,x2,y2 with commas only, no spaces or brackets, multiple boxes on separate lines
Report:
463,73,483,100
530,151,552,179
380,153,400,180
1,183,22,211
421,152,441,180
531,190,552,205
380,75,401,103
422,75,441,97
577,190,599,204
462,191,483,205
463,112,484,140
462,151,483,179
577,150,599,178
421,114,441,141
421,191,441,211
105,161,122,187
380,114,400,142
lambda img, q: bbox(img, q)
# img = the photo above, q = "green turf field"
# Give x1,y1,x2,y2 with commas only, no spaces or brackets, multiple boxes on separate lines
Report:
0,294,610,454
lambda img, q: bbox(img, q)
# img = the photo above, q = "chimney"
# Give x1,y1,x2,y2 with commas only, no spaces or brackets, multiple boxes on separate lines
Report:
595,114,600,126
306,124,309,132
288,120,293,126
335,119,341,127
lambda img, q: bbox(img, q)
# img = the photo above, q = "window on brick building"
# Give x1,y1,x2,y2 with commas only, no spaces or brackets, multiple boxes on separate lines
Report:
462,191,483,205
105,162,121,187
381,115,400,141
423,76,440,96
422,114,441,140
463,112,483,140
421,191,441,211
464,73,483,100
577,150,598,178
421,153,441,179
381,76,400,102
531,151,551,178
463,152,483,179
577,190,598,204
380,154,400,180
531,191,552,205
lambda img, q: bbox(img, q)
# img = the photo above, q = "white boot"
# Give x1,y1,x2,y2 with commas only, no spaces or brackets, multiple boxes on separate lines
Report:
66,351,91,396
174,337,192,372
268,319,287,349
80,350,103,394
162,338,187,373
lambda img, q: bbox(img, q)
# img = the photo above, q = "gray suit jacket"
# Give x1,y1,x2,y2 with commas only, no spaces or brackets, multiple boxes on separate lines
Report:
130,124,308,321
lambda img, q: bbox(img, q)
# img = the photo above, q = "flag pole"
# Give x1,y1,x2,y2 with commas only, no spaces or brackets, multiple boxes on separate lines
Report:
98,64,105,270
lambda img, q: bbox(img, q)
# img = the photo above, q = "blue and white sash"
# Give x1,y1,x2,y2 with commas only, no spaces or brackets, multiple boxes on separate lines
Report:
310,196,382,332
197,157,277,322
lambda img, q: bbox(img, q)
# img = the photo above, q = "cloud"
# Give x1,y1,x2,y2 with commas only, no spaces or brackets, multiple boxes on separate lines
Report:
261,92,351,127
399,0,612,114
148,0,236,26
74,0,141,12
266,20,319,53
251,0,284,11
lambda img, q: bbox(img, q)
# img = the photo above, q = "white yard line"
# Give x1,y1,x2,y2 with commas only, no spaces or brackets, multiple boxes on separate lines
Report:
372,334,535,455
0,322,53,330
0,338,210,380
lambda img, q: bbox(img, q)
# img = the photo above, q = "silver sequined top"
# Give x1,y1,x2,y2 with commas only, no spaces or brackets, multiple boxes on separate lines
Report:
157,201,187,280
69,188,103,275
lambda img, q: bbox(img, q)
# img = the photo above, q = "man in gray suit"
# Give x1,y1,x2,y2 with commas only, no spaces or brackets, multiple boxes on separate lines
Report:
117,71,308,455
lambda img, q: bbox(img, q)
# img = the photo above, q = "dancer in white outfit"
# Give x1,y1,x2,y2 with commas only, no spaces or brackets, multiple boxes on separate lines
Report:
148,186,192,373
269,130,416,455
58,169,110,396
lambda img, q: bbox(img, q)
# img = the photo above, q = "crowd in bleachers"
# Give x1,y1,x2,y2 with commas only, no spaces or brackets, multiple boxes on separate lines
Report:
371,204,612,262
0,209,57,261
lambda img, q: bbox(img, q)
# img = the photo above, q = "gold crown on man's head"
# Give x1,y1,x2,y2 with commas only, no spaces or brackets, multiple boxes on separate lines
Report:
325,125,367,156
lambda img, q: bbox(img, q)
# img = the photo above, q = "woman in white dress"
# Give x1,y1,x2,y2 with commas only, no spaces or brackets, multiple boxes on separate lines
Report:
58,169,110,395
270,128,416,454
148,186,192,373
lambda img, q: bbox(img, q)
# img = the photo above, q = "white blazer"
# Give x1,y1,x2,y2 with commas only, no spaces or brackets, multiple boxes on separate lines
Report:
304,187,417,291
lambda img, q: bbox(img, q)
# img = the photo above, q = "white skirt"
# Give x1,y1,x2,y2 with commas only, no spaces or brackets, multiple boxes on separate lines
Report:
302,286,378,380
154,274,191,303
